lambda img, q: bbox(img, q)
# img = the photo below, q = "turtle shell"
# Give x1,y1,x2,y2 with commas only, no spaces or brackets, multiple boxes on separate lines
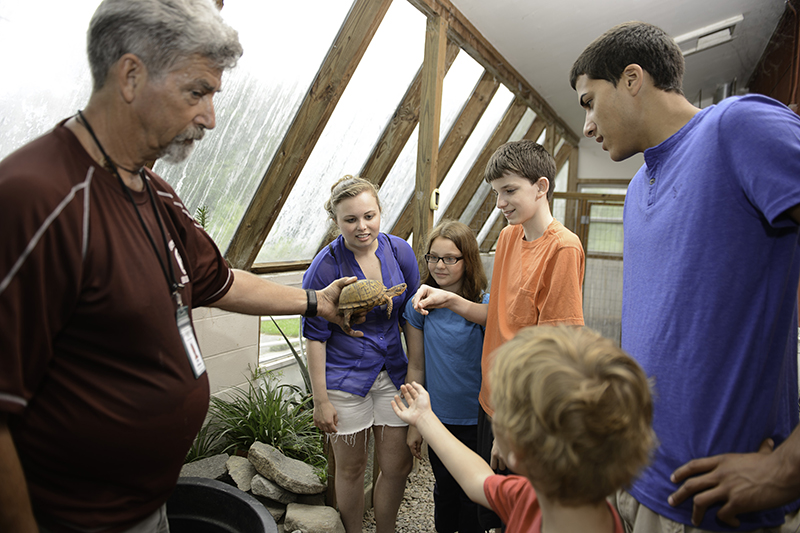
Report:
339,279,387,311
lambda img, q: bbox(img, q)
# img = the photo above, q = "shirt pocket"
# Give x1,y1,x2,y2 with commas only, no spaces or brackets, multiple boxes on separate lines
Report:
507,286,539,330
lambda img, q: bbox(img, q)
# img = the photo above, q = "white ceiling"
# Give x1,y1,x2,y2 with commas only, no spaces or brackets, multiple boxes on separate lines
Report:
449,0,787,140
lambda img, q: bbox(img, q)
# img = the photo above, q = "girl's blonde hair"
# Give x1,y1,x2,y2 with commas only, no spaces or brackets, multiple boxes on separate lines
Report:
324,175,381,221
422,220,487,303
490,326,656,505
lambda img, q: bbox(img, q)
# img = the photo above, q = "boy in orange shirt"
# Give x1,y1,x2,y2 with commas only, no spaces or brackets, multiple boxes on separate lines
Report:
392,326,654,533
412,139,585,530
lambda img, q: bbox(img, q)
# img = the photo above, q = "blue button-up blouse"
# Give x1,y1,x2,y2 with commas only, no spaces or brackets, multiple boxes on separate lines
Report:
302,233,420,396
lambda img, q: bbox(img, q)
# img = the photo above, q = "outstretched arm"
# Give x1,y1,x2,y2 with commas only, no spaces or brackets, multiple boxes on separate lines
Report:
212,269,363,337
669,429,800,528
392,382,492,507
411,285,488,326
0,416,37,532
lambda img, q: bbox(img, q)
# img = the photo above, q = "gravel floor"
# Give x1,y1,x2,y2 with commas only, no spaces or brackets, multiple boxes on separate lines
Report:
362,454,436,533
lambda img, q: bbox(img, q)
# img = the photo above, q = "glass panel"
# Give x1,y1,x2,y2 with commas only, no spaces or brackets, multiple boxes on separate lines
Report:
381,51,486,231
435,84,515,224
154,0,355,250
0,1,96,160
256,0,426,263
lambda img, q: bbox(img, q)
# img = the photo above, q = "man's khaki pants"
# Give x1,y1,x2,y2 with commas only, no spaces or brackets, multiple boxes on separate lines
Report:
611,490,800,533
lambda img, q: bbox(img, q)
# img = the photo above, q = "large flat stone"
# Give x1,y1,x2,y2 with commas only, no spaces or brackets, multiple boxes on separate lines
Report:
284,503,344,533
226,455,257,492
248,442,326,495
179,453,229,480
251,473,297,504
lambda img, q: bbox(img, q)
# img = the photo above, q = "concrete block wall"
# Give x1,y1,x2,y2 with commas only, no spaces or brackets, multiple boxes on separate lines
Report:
193,306,260,398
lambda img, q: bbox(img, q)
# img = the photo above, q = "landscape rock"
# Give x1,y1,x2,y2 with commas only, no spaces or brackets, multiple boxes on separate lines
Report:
248,442,326,494
296,492,326,506
284,503,345,533
252,494,287,522
226,455,257,492
251,473,297,504
179,453,229,480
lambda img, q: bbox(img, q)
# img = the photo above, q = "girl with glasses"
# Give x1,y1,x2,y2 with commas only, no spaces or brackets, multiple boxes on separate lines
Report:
403,220,489,533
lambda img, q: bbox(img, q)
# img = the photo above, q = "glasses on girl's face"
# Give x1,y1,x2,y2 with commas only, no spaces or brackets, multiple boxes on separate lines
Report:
424,254,463,265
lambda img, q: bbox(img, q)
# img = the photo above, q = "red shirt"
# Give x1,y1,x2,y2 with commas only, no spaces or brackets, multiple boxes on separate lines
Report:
484,475,624,533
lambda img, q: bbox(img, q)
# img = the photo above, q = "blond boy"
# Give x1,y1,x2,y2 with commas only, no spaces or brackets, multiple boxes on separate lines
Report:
392,326,654,533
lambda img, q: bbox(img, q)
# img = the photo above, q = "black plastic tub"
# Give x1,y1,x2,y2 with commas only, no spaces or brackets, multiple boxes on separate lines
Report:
167,477,278,533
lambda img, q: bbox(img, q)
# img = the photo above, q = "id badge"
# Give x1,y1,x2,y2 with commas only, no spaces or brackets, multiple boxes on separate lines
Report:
177,305,206,378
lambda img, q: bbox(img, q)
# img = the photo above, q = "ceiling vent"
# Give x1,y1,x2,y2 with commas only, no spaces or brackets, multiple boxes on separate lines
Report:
674,14,744,56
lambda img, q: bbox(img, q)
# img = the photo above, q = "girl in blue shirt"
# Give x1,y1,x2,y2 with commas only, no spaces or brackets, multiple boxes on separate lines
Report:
302,175,420,533
404,220,489,533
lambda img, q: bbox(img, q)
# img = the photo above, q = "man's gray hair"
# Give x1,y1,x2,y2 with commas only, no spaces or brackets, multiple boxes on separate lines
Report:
87,0,243,91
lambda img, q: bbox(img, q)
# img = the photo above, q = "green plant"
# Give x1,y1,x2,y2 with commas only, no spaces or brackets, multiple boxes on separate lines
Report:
268,317,312,394
185,419,223,463
208,367,326,481
195,204,210,229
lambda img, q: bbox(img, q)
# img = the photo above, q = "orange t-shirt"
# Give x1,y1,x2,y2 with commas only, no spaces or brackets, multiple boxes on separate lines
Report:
480,220,585,416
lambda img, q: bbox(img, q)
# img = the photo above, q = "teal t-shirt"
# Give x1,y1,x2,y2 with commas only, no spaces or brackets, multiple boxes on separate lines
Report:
404,292,489,424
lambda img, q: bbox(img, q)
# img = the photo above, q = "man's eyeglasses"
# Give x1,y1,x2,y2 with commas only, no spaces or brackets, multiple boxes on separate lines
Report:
424,254,463,265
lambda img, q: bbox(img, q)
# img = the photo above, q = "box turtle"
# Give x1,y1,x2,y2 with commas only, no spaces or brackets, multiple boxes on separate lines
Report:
338,279,407,332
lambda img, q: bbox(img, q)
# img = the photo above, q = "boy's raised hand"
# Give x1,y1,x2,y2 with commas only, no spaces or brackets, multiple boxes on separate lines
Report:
391,382,431,426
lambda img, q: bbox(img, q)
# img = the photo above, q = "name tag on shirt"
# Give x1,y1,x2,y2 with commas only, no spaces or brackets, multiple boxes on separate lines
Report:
177,305,205,378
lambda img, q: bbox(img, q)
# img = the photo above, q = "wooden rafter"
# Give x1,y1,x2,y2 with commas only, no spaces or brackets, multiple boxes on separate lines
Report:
389,69,500,237
479,215,506,253
414,13,449,257
406,0,579,147
429,98,527,233
224,0,393,269
359,40,460,187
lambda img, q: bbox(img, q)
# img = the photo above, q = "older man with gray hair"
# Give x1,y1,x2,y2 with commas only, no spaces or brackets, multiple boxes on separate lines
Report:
0,1,358,531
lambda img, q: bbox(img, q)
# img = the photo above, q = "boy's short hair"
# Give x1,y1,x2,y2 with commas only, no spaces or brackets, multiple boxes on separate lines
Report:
569,21,684,95
489,326,655,506
484,140,556,202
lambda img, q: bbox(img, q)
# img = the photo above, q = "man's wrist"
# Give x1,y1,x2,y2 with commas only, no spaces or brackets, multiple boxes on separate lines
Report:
303,289,318,318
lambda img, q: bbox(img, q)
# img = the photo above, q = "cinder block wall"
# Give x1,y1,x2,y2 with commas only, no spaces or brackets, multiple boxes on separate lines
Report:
193,306,260,398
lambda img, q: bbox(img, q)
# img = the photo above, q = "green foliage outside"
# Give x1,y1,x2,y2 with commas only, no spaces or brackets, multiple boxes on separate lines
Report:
185,367,326,482
260,316,300,337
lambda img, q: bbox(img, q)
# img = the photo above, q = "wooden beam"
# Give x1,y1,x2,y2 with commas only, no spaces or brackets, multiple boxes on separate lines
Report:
525,115,547,144
544,123,558,157
436,98,528,226
224,0,393,269
467,192,496,234
359,40,460,187
554,192,625,202
406,0,579,146
480,214,506,253
250,260,312,275
414,13,448,257
576,178,631,187
563,147,579,232
389,70,500,237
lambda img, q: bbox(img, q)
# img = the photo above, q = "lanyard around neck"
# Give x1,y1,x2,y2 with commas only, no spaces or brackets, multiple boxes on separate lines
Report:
77,110,184,302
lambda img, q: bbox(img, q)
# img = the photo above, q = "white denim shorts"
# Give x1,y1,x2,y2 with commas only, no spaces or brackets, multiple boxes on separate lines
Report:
327,370,407,437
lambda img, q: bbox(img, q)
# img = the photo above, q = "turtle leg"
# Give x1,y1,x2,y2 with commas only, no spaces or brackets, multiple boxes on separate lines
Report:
343,310,352,331
385,297,393,318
